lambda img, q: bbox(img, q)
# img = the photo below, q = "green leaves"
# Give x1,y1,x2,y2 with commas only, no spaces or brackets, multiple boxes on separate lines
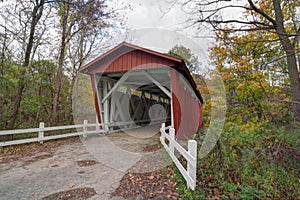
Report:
0,59,73,130
168,45,199,73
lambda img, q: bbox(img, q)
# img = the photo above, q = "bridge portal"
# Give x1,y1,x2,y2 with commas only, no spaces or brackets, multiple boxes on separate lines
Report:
79,42,203,140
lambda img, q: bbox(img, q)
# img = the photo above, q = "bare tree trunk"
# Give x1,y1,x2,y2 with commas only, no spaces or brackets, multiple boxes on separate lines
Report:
283,45,300,121
0,25,8,125
7,1,44,129
52,1,70,125
273,0,300,122
7,78,25,129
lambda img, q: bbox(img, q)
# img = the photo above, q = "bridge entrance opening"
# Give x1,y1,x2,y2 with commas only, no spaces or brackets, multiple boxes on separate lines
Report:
94,68,172,133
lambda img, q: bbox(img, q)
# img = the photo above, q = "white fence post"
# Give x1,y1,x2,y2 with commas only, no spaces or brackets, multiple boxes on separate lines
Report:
38,122,44,144
188,140,197,190
95,115,100,131
83,120,88,137
169,127,175,154
160,123,165,142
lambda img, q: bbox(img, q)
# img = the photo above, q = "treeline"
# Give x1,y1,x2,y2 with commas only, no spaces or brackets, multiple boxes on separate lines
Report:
0,0,126,130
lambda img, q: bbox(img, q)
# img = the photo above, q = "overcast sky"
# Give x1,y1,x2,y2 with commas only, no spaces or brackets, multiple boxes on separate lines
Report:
112,0,213,61
111,0,245,68
124,0,191,31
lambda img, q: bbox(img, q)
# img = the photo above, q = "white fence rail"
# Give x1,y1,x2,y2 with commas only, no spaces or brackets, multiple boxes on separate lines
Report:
0,120,104,147
0,118,169,147
160,123,197,190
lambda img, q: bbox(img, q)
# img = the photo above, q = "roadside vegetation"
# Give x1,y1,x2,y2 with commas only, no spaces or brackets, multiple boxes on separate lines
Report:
174,119,299,199
171,0,300,199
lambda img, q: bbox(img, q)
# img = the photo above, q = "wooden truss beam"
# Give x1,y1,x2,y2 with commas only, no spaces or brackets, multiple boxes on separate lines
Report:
141,70,171,98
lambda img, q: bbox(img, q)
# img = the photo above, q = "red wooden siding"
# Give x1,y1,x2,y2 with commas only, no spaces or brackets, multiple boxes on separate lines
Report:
171,68,202,140
89,50,176,73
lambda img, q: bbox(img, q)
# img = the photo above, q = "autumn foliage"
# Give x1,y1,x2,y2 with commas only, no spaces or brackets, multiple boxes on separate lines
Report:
173,0,300,198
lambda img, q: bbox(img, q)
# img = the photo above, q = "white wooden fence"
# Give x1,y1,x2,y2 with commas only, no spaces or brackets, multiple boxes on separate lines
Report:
1,120,198,190
160,123,197,190
0,120,104,147
0,118,167,147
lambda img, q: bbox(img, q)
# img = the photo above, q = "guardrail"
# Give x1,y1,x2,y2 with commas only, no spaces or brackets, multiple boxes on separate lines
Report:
160,123,197,190
0,120,104,147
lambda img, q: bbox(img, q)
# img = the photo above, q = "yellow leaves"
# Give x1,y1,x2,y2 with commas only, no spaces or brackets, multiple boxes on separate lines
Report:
208,0,292,126
239,64,252,72
261,82,269,88
203,121,210,128
236,84,244,91
252,71,264,79
219,48,228,57
197,85,209,94
240,121,259,135
229,135,240,147
223,73,233,80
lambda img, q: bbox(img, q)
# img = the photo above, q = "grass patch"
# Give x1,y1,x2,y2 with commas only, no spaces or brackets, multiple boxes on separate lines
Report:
173,123,300,199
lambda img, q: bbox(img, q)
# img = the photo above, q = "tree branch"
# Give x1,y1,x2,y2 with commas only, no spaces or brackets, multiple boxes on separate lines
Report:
247,0,276,25
197,0,232,6
198,19,274,28
268,98,300,105
199,5,252,13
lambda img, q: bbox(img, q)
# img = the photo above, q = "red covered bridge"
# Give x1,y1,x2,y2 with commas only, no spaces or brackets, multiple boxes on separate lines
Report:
79,42,203,140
